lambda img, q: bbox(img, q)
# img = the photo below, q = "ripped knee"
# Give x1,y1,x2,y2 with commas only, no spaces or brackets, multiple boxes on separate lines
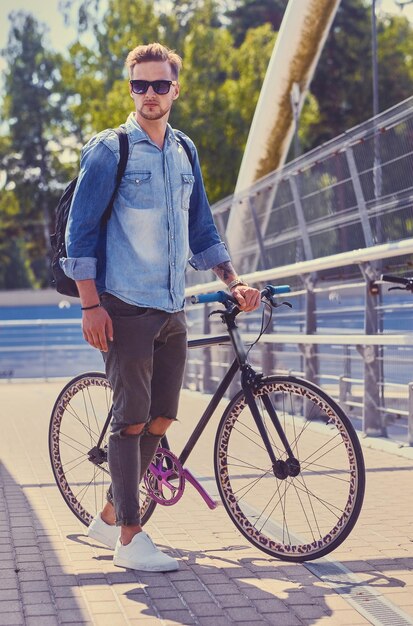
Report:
122,423,145,436
147,416,176,436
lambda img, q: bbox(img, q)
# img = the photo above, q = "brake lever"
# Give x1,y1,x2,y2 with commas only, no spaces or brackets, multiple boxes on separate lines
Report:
388,286,407,291
270,298,293,309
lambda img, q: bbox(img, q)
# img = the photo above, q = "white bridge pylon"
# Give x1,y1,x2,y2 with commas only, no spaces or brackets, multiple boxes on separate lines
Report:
226,0,341,256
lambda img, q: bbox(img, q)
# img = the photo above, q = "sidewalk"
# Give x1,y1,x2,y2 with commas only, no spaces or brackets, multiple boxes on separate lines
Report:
1,380,413,626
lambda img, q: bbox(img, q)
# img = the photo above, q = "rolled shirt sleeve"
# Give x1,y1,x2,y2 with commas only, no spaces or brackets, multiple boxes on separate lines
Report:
62,136,118,280
189,242,230,271
59,256,97,280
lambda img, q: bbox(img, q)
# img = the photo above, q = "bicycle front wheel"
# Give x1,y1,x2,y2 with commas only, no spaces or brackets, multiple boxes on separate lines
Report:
214,375,365,562
49,372,156,527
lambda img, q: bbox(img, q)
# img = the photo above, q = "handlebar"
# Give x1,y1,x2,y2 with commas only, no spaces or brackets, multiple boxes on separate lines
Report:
381,274,413,292
190,284,291,306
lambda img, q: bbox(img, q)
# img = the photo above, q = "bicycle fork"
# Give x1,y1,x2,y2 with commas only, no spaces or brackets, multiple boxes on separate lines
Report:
241,367,300,480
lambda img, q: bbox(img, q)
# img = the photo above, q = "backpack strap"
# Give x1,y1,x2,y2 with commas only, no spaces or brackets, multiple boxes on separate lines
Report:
102,127,129,224
174,130,194,171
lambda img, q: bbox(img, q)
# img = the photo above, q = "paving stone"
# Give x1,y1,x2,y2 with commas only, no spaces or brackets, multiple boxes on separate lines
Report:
226,606,264,621
149,597,186,611
0,588,20,601
2,385,413,626
265,613,304,626
198,619,234,626
58,609,90,623
25,618,59,626
179,590,214,604
0,613,24,626
24,603,57,616
0,600,22,612
156,610,195,624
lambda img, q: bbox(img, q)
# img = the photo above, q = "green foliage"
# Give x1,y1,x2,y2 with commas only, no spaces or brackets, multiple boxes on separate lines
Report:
0,190,36,288
226,0,287,46
1,0,413,289
377,14,413,110
1,11,72,288
175,23,237,202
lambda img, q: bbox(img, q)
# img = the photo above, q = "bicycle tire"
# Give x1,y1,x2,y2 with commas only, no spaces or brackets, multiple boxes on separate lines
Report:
49,372,157,527
214,375,365,562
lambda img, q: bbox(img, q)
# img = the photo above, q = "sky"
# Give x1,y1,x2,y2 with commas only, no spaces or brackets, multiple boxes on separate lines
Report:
1,1,77,66
1,0,413,73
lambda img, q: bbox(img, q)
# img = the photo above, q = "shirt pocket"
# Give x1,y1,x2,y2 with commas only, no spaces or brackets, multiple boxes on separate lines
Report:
122,171,154,209
181,174,195,211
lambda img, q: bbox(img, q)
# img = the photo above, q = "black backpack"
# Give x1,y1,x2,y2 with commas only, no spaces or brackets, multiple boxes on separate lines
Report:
50,128,129,297
50,128,193,297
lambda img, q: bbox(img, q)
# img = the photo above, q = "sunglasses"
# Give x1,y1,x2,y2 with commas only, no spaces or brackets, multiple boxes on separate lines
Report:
129,79,177,95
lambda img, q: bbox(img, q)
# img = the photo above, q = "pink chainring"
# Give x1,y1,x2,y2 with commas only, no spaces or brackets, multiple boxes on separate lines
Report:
143,448,186,505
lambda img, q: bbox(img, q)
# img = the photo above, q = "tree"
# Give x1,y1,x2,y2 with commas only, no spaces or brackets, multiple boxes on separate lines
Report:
1,11,69,287
377,13,413,112
226,0,287,46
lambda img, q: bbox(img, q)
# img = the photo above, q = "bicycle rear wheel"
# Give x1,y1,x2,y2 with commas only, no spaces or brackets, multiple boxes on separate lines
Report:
49,372,156,527
214,375,365,562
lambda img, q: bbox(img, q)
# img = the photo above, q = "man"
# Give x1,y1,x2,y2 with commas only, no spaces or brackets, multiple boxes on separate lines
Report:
62,43,260,572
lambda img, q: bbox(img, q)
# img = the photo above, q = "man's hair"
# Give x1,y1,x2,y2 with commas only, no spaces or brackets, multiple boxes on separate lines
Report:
125,43,182,80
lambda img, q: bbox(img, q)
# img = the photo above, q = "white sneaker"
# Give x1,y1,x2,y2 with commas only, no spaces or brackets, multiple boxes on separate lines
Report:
113,532,179,572
87,513,120,549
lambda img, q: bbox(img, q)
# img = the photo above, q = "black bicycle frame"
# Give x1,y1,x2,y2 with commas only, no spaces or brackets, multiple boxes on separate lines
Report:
177,313,295,467
95,315,296,468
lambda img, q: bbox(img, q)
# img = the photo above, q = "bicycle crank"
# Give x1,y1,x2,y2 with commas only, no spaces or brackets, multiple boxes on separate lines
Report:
144,448,218,509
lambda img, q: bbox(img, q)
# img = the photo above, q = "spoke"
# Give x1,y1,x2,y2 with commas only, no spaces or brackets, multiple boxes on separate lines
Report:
280,480,291,545
254,480,284,532
294,473,322,540
231,424,269,453
227,454,268,473
60,452,89,473
83,388,95,449
299,460,352,482
255,473,297,540
290,479,318,542
301,436,347,468
73,475,96,505
63,403,101,440
59,431,93,454
292,475,345,517
288,415,315,453
62,456,95,476
93,465,98,514
233,469,273,499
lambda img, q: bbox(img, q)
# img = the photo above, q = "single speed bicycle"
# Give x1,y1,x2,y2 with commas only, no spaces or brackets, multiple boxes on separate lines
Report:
49,285,365,562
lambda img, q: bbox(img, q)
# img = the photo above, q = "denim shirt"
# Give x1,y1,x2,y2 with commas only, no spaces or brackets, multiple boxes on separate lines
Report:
61,113,230,312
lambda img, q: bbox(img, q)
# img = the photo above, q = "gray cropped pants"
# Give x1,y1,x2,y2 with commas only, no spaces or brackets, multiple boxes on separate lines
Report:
101,293,187,526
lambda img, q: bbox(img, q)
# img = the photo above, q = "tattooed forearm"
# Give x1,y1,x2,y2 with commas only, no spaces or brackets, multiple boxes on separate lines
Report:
212,261,237,285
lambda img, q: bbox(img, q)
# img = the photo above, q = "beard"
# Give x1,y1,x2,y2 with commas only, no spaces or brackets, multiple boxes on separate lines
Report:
138,100,172,121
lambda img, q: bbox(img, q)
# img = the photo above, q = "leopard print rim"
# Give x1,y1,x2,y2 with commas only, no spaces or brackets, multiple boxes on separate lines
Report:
49,373,154,526
216,379,363,560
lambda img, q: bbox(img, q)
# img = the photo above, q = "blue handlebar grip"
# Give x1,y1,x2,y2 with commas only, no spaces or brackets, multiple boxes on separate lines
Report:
190,291,227,304
266,284,291,295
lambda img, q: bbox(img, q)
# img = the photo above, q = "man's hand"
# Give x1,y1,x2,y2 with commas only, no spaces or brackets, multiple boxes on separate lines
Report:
82,306,113,352
230,285,261,312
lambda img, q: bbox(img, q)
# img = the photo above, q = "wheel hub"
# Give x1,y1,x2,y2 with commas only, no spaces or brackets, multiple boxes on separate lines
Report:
273,457,301,479
87,445,107,465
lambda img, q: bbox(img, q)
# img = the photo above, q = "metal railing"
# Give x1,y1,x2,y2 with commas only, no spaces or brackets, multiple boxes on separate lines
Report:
2,98,413,445
184,97,413,446
186,95,413,287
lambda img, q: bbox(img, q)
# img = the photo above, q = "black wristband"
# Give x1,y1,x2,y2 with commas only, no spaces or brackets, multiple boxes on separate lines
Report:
81,303,101,311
